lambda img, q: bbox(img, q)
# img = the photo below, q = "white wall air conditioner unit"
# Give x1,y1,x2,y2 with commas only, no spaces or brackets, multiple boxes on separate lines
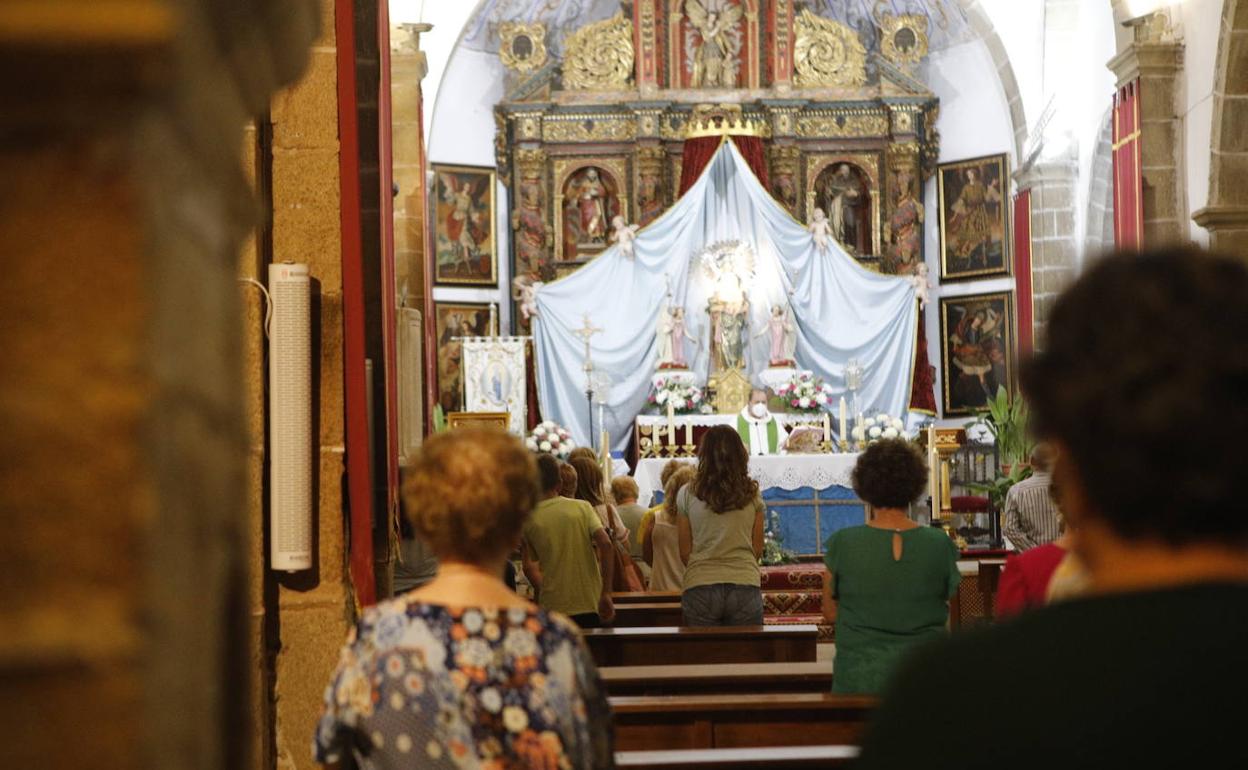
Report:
397,307,424,462
269,262,312,572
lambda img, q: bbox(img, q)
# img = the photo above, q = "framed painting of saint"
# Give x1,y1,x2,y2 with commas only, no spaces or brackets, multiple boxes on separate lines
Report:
433,302,491,414
939,291,1016,417
432,164,497,286
937,154,1011,282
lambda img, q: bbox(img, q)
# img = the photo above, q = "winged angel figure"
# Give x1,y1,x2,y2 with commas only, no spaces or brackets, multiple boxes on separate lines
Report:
685,0,744,88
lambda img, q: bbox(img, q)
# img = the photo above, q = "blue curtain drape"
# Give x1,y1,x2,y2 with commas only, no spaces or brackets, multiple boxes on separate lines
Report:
534,141,919,451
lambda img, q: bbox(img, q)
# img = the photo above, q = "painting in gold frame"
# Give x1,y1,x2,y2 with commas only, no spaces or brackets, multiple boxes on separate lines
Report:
936,153,1011,283
434,302,491,414
446,412,511,431
433,164,497,286
938,291,1016,417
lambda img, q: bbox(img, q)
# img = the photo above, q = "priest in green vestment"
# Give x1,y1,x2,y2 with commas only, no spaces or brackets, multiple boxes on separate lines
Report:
737,389,787,456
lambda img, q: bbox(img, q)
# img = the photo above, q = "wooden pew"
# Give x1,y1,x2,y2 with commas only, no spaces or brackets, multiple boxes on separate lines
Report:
601,661,832,696
616,746,859,769
583,625,818,667
611,602,685,627
611,591,682,605
610,692,876,751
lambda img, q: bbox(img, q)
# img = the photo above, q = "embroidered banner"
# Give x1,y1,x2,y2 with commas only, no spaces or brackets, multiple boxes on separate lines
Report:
1113,80,1143,250
462,337,530,435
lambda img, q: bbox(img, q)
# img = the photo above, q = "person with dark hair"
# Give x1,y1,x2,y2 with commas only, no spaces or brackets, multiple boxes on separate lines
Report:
676,425,765,626
854,249,1248,770
314,429,613,769
522,453,615,628
569,454,629,547
821,438,960,694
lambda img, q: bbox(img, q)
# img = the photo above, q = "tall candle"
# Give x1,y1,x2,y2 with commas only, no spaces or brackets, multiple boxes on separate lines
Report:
667,401,676,447
856,413,863,449
685,420,693,446
489,303,498,336
838,397,847,446
928,426,939,509
940,460,952,512
822,412,831,445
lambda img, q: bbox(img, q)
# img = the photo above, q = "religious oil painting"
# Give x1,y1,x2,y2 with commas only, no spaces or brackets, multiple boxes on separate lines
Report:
432,164,497,286
939,291,1016,417
434,302,491,414
937,154,1011,282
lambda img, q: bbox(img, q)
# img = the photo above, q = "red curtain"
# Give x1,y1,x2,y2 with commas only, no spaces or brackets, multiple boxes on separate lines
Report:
1013,189,1034,354
1113,80,1142,250
909,314,937,413
679,135,769,194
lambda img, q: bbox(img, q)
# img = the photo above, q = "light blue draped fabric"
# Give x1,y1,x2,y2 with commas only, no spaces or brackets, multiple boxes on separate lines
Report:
534,140,918,451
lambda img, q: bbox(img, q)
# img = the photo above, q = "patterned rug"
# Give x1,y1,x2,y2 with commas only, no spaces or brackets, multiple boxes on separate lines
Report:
761,563,833,641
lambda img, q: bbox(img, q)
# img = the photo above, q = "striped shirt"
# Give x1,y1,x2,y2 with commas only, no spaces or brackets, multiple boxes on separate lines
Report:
1002,472,1061,551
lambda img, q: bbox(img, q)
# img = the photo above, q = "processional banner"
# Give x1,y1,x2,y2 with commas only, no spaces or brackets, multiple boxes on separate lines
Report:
462,337,529,435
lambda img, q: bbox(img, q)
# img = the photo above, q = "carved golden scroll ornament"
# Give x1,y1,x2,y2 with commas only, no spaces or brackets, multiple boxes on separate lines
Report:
562,12,635,91
793,9,867,88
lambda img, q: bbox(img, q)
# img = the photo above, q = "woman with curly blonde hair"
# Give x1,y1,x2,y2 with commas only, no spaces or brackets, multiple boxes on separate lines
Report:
677,425,765,626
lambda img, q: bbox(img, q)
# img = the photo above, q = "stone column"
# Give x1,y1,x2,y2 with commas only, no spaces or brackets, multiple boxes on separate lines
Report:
1017,160,1079,334
1193,0,1248,252
1107,17,1187,245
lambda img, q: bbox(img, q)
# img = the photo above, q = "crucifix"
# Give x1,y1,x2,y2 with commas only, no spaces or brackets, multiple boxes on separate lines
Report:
572,314,604,446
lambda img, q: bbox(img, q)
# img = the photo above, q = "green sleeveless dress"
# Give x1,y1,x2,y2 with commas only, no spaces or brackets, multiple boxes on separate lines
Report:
824,526,961,694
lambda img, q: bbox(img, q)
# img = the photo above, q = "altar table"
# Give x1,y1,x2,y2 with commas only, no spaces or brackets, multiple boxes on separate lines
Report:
634,454,865,556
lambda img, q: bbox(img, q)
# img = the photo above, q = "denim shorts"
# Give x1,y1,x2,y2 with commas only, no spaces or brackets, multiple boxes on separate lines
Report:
681,583,765,627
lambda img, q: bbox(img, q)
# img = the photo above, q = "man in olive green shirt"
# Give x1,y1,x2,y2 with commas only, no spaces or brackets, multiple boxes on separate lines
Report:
522,454,615,627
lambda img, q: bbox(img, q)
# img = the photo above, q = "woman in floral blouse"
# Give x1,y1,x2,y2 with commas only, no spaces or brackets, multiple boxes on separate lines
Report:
315,428,614,769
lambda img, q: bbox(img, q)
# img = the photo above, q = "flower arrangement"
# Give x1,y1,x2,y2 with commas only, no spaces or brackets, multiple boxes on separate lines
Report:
524,421,575,459
852,414,909,447
648,378,710,415
773,372,834,413
760,508,797,566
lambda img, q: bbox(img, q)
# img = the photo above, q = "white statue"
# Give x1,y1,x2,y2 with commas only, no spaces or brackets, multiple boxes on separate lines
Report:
610,215,640,259
656,299,697,369
511,275,544,321
756,304,797,367
906,263,931,309
808,207,832,253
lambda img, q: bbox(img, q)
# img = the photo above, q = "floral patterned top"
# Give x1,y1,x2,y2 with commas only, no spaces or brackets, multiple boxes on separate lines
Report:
314,600,614,769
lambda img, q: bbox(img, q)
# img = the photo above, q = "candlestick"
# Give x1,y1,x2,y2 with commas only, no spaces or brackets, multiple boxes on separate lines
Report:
928,425,939,510
838,397,847,448
489,303,498,337
856,413,863,450
667,401,676,447
821,412,830,446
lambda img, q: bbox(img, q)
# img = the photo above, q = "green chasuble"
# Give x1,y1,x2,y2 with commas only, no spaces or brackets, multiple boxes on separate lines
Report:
736,414,780,454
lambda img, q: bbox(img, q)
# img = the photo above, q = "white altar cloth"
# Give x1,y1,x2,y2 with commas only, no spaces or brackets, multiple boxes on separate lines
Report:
634,453,861,507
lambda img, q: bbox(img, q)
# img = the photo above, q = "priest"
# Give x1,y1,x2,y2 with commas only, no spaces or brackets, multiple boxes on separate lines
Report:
737,388,787,456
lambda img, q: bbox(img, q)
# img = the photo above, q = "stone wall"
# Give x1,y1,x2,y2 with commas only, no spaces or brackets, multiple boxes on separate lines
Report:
1020,160,1080,334
0,1,319,768
1194,0,1248,249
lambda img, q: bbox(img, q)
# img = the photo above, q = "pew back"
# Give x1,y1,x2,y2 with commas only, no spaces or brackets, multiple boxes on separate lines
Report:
615,745,859,769
600,661,832,696
584,625,818,667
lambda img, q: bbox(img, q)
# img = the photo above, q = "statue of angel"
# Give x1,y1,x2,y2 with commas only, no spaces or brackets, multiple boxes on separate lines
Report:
906,263,931,309
511,275,544,321
755,303,797,367
656,297,697,370
686,0,744,88
808,207,832,253
610,215,641,259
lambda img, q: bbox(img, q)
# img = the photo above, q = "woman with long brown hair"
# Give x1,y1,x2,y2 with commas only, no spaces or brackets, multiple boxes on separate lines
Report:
676,425,765,626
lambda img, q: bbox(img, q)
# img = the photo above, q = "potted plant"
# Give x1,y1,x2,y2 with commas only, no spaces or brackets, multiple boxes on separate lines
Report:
966,385,1035,474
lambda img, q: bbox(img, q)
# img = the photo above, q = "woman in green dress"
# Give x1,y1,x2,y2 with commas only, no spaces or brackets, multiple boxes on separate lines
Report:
823,439,962,694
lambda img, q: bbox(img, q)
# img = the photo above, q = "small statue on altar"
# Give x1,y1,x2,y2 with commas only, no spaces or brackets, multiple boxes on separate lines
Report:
709,297,749,371
610,215,640,259
512,275,544,320
656,301,697,370
808,207,832,253
756,304,797,367
737,389,787,456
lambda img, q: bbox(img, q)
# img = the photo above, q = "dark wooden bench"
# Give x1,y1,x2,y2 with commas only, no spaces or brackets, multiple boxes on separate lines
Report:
615,746,859,768
610,602,685,627
610,692,876,751
583,625,818,667
600,661,832,696
612,591,682,605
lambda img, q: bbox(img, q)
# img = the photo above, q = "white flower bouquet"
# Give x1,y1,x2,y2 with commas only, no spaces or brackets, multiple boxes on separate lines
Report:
648,378,710,415
851,414,909,447
524,420,575,459
773,372,834,414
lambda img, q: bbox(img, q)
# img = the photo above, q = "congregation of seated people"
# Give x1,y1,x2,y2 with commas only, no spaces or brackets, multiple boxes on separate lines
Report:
316,247,1248,770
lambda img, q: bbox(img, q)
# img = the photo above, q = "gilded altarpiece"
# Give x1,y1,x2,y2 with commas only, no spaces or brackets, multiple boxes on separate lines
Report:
495,3,940,329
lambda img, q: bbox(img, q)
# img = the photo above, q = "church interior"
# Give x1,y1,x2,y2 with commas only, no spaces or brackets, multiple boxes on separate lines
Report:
4,0,1248,768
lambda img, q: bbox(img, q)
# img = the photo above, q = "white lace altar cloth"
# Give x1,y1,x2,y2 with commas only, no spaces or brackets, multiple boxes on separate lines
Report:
634,453,860,507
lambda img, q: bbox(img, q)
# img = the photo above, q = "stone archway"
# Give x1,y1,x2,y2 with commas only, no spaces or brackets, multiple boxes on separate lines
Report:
1194,0,1248,247
1085,110,1116,258
956,0,1030,163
